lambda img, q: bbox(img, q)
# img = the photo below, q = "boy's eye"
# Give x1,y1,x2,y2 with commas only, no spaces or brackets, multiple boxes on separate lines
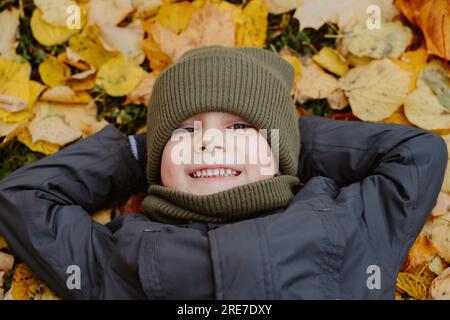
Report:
181,127,195,133
172,127,194,136
230,123,253,130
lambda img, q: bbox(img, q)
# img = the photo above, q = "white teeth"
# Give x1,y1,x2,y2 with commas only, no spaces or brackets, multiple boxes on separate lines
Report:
191,168,240,178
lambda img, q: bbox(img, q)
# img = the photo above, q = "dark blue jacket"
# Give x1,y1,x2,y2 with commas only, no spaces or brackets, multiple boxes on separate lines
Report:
0,115,447,299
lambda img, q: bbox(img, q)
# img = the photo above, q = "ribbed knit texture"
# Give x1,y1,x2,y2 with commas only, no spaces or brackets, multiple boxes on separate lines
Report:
142,175,300,224
142,45,301,223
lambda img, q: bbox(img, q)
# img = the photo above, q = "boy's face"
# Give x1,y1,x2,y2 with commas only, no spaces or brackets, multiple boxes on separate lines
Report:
160,112,280,195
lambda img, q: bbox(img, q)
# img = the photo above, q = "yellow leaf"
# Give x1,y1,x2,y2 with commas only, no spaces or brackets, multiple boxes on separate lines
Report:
312,47,348,76
141,28,173,72
68,24,118,70
91,208,112,225
150,1,235,61
379,106,413,126
98,20,146,65
0,234,8,249
0,8,20,58
232,0,268,48
38,56,71,87
10,263,60,300
0,57,31,112
125,71,159,105
0,80,44,123
96,56,145,97
154,0,199,34
17,127,60,155
40,86,92,104
281,54,302,77
394,48,428,92
338,59,411,122
30,8,78,46
133,0,163,19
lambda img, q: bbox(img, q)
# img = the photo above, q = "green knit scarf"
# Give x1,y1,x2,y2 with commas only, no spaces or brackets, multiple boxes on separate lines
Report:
141,175,301,224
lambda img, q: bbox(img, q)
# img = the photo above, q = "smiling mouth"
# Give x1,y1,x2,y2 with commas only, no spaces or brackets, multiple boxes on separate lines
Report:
189,167,242,178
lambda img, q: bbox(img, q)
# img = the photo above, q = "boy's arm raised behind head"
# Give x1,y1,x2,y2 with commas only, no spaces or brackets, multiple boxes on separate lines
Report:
297,115,448,278
0,124,148,299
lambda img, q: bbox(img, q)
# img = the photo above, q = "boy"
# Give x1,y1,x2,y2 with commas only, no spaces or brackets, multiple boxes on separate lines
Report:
0,45,447,299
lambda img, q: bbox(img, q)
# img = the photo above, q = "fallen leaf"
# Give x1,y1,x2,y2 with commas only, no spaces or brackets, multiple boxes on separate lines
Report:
404,77,450,131
394,47,429,92
96,55,145,97
28,115,82,146
327,89,349,110
153,0,200,34
68,24,119,70
38,56,71,87
338,58,411,122
40,85,92,104
264,0,302,15
30,8,78,46
132,0,163,19
231,0,269,47
429,212,450,262
33,0,79,27
0,8,20,58
394,0,449,60
0,235,7,249
141,23,173,72
312,47,349,76
421,59,450,110
16,127,60,155
9,263,60,300
403,232,438,272
124,71,158,105
379,106,413,126
293,0,399,31
88,0,134,26
430,266,450,299
91,208,112,225
0,251,14,272
150,1,235,61
340,21,412,59
432,192,450,217
66,74,96,92
0,57,31,113
98,20,146,65
294,58,338,103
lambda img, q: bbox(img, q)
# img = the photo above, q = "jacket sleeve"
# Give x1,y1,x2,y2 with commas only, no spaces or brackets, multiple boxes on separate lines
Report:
297,115,448,275
0,124,148,299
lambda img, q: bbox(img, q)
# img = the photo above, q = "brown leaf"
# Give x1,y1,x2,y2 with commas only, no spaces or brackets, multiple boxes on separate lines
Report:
394,0,450,60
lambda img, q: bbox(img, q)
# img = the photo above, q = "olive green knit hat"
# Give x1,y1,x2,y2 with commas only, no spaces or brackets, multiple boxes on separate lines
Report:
146,45,300,186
